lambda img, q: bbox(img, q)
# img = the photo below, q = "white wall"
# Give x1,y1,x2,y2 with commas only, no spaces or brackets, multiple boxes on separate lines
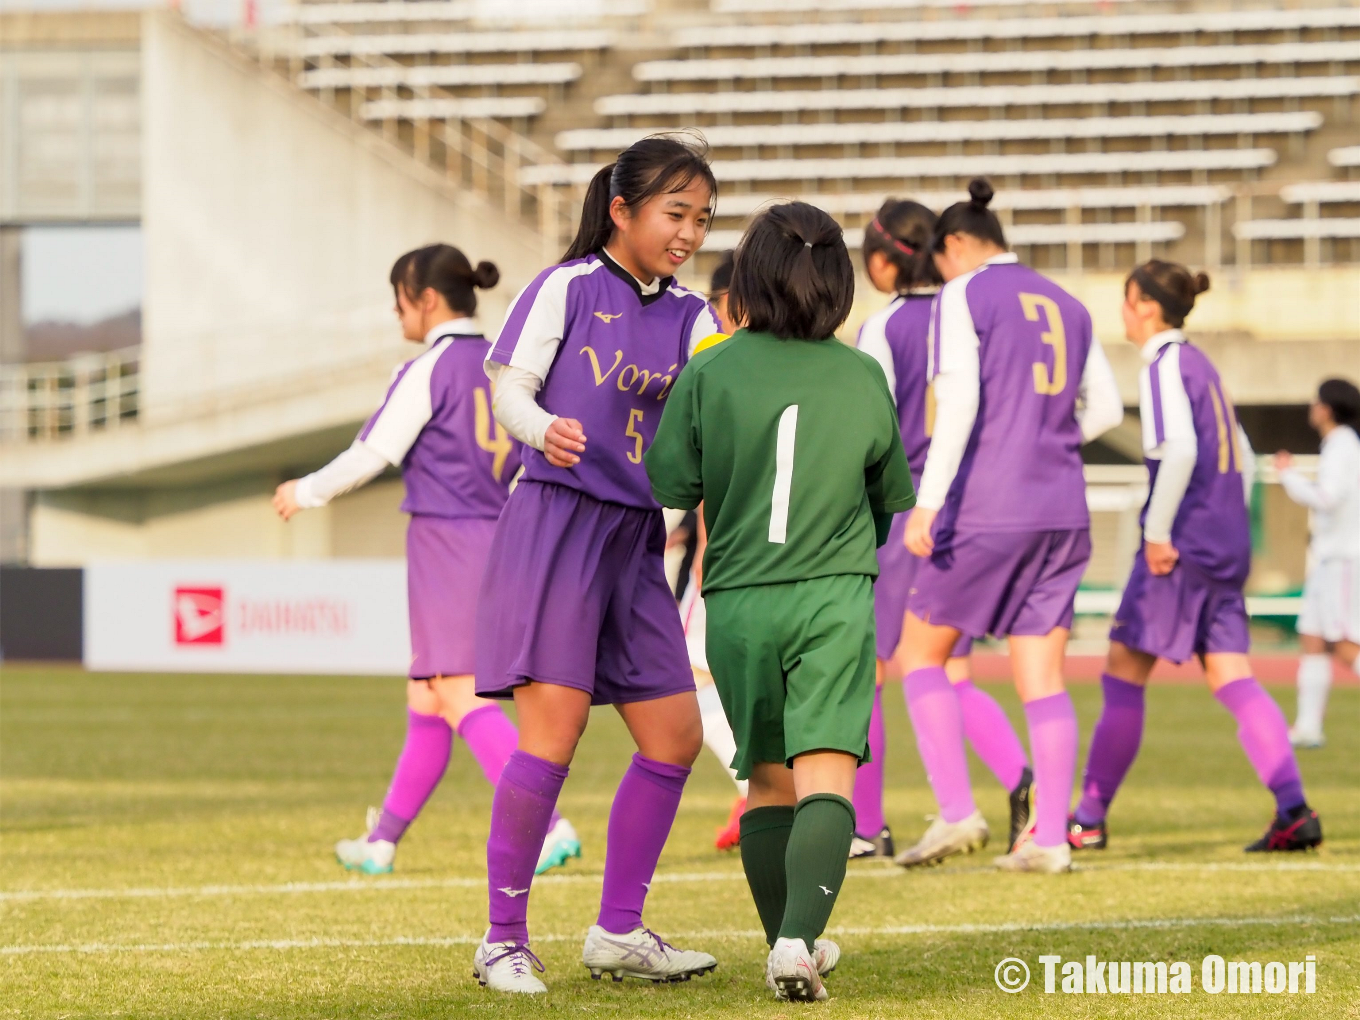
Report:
139,11,544,426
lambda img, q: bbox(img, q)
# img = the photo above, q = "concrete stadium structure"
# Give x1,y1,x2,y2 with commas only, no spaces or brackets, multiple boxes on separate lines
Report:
1,0,1354,597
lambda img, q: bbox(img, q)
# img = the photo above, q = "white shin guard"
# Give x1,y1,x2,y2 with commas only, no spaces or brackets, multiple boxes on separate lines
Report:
696,683,748,798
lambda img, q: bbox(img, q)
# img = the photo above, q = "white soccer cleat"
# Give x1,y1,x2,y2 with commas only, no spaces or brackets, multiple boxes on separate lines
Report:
1288,726,1326,749
581,924,717,983
994,838,1072,874
767,937,828,1002
334,807,396,874
766,938,840,992
535,817,582,875
894,810,990,868
472,934,548,994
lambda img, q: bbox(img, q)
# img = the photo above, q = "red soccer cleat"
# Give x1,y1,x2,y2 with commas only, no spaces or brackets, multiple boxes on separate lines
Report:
715,796,745,850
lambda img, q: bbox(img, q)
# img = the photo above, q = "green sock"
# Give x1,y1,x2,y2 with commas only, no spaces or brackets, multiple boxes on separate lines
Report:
739,805,795,947
778,793,856,949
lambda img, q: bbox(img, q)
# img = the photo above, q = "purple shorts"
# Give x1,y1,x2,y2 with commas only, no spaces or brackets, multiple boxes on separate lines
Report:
876,514,972,660
1109,556,1250,664
407,515,497,679
908,528,1091,639
475,480,694,706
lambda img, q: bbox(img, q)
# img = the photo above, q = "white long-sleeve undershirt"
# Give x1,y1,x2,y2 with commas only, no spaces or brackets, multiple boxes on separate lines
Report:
486,362,557,451
294,443,391,508
1279,424,1360,561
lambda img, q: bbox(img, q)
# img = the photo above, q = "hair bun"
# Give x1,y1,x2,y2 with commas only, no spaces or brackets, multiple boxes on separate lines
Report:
472,260,500,290
1192,271,1211,296
967,177,995,209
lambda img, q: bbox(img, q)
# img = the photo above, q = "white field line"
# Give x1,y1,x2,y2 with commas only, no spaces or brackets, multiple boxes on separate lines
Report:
4,915,1358,957
2,859,1357,904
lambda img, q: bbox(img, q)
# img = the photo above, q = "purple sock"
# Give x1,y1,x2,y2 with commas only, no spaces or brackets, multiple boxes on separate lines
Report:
903,667,976,824
851,687,886,837
1023,692,1078,849
1075,674,1146,826
597,753,690,935
458,705,561,828
370,709,452,844
954,679,1028,792
487,750,569,944
1214,677,1306,814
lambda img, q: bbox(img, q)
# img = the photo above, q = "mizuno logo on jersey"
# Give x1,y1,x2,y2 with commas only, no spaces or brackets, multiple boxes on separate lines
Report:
498,887,530,898
594,311,623,323
819,885,834,896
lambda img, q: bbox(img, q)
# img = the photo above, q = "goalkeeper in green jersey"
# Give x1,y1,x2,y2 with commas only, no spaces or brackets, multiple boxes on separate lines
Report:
645,202,916,1002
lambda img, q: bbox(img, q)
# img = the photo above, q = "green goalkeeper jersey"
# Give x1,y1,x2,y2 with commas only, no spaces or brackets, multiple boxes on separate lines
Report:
645,328,916,593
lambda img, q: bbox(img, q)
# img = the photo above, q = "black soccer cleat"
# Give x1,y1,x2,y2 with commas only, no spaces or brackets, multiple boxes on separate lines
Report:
848,825,896,859
1245,804,1323,852
1067,814,1108,851
1007,767,1033,853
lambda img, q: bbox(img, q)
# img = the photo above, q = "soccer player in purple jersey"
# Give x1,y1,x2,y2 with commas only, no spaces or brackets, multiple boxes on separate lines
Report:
272,245,579,877
896,180,1123,874
1072,260,1324,854
854,200,1034,860
470,136,721,994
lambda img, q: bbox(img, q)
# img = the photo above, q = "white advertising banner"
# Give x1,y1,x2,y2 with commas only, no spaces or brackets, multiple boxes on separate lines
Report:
84,560,411,675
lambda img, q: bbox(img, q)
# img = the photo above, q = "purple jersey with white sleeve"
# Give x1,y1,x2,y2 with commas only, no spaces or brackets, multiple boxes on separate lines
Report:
857,292,936,485
360,323,521,518
1140,334,1252,584
929,255,1095,533
488,252,718,508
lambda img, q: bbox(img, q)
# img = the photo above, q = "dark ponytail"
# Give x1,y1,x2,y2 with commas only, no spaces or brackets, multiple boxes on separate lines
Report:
1316,378,1360,428
728,201,854,341
931,178,1007,252
561,132,718,263
1126,258,1210,329
863,198,941,290
391,244,498,316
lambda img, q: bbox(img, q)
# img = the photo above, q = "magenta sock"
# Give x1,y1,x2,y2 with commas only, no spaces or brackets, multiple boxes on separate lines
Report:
597,753,690,934
953,679,1028,792
903,667,976,824
457,706,562,828
1023,692,1078,849
851,687,886,837
1075,674,1146,825
370,709,452,843
487,750,569,944
1214,677,1306,814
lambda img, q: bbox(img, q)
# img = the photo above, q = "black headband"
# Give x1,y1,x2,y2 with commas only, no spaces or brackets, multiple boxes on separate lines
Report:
1131,267,1191,323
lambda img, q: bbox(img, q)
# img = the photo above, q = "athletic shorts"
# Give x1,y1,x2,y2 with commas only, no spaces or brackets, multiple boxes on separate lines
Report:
407,514,497,679
1297,557,1360,644
876,512,973,660
1109,555,1250,664
907,528,1091,639
705,574,876,780
474,480,694,706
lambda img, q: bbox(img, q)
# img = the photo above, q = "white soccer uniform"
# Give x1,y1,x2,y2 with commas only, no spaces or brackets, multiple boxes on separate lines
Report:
1282,424,1360,644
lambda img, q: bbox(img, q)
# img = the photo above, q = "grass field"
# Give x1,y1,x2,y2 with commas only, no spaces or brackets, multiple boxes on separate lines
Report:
2,665,1357,1018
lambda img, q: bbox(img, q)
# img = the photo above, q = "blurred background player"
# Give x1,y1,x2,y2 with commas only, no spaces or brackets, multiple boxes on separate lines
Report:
897,179,1123,874
472,136,720,994
646,202,916,1001
272,245,579,877
680,248,748,851
1072,261,1322,854
1276,378,1360,748
854,199,1034,860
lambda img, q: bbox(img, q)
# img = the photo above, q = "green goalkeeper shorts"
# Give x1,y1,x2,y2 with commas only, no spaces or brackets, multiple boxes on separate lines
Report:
704,574,877,780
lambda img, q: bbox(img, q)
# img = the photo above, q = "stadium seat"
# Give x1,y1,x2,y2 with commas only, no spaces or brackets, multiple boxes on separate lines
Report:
519,148,1277,186
300,62,582,91
362,97,546,121
1233,218,1360,240
714,0,1172,11
1329,146,1360,168
1280,181,1360,204
557,112,1322,156
678,6,1360,50
280,0,647,22
631,41,1358,85
704,220,1186,250
595,76,1360,121
296,28,612,59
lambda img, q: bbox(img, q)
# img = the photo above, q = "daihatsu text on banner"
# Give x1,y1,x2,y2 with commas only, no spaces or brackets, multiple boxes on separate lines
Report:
84,560,411,675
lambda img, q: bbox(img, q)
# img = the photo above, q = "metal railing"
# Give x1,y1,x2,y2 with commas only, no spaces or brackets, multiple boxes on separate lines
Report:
0,348,140,444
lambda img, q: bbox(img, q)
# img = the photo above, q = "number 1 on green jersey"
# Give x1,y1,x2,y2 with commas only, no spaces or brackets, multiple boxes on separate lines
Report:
769,405,799,544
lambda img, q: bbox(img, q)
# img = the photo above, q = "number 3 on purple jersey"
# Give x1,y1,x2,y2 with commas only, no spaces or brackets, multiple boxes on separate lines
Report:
769,405,799,544
1020,293,1067,396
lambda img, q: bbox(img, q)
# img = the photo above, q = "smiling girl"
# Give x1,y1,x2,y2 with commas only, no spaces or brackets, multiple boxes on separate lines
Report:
470,135,721,993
